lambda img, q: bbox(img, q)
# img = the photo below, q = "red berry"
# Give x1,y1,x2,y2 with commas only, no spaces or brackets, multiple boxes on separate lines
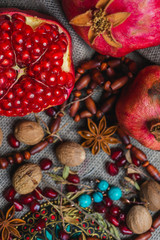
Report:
8,134,20,148
13,199,23,211
119,224,133,235
66,185,78,193
45,107,57,117
128,173,141,181
94,203,107,213
109,205,121,216
35,219,46,231
30,199,41,213
119,212,126,222
19,194,34,205
32,187,43,200
43,187,58,199
111,148,123,161
59,230,70,240
106,213,119,227
106,162,119,176
132,155,141,167
3,186,16,202
116,156,127,167
40,158,53,170
66,174,80,184
103,196,113,207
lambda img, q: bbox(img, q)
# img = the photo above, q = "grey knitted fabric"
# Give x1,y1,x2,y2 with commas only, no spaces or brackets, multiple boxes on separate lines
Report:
0,0,159,239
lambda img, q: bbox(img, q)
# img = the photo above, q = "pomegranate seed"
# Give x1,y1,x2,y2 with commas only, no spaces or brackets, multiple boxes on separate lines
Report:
103,196,113,207
30,199,41,213
119,212,126,222
111,148,123,161
40,158,53,170
109,205,121,216
3,186,16,202
45,107,57,117
32,187,43,200
106,162,119,176
132,155,141,167
19,194,34,205
13,199,23,211
116,156,127,167
8,134,20,148
94,203,107,213
66,174,80,184
66,185,78,193
35,219,46,231
43,187,58,199
59,230,70,240
119,224,133,235
106,213,119,227
128,173,141,181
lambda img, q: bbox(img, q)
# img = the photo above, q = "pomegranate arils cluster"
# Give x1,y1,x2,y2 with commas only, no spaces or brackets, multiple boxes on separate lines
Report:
0,12,74,116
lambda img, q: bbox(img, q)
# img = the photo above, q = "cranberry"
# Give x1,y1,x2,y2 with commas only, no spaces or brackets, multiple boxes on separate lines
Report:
119,224,133,235
40,158,53,170
106,162,119,176
109,205,121,216
116,156,127,167
66,174,80,184
45,107,57,117
3,186,16,202
8,134,20,148
35,219,46,231
13,199,23,211
43,187,58,199
59,230,70,240
132,155,141,167
111,148,123,161
106,213,119,227
119,212,126,222
66,184,78,193
128,173,141,181
32,187,43,200
103,196,113,207
30,199,41,213
93,203,107,213
19,194,34,205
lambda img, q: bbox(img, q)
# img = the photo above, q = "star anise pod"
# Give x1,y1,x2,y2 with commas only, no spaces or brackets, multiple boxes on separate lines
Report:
0,205,26,240
78,116,120,155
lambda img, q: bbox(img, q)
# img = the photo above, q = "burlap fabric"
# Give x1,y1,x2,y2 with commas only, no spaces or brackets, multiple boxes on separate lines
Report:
0,0,159,239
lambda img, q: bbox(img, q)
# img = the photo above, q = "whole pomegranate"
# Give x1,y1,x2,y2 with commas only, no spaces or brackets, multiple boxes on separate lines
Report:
116,65,160,150
62,0,160,57
0,8,74,117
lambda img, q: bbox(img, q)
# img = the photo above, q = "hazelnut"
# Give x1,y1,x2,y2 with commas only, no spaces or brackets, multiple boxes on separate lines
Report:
12,163,42,194
56,141,86,167
14,120,44,145
140,180,160,211
0,128,3,147
126,205,152,234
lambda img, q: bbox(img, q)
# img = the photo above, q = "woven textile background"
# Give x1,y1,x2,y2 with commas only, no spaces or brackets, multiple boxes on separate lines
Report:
0,0,159,239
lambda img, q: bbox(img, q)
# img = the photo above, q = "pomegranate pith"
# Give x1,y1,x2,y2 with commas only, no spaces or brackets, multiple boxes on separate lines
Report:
0,9,74,117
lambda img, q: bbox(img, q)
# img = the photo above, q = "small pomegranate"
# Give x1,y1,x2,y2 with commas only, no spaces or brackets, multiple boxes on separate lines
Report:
0,9,75,117
3,186,16,202
30,199,41,213
106,162,119,176
116,66,160,150
19,194,34,204
8,134,20,148
39,158,53,170
66,174,80,183
43,187,58,199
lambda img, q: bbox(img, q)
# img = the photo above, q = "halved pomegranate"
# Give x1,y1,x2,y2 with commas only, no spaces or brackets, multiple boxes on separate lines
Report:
0,8,75,117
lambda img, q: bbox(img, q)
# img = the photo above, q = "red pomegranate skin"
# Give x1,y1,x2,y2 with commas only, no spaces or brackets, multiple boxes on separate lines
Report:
116,65,160,150
62,0,160,57
0,8,75,117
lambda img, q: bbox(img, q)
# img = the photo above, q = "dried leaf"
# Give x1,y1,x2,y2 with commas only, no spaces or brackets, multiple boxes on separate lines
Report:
124,176,135,186
69,169,78,175
126,166,139,175
47,173,64,182
134,182,140,191
63,166,70,179
53,167,63,173
125,150,132,163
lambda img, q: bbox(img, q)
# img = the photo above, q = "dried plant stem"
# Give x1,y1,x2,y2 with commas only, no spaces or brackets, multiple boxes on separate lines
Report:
127,164,150,179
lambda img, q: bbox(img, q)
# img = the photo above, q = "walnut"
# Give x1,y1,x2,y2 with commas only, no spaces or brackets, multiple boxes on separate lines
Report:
56,141,86,167
140,180,160,211
12,163,42,194
126,205,152,234
0,128,3,147
14,120,44,145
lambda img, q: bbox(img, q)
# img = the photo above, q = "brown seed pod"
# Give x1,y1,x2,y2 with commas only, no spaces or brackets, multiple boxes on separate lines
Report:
140,180,160,211
126,205,152,234
56,142,86,167
0,128,3,147
12,163,42,194
14,120,44,145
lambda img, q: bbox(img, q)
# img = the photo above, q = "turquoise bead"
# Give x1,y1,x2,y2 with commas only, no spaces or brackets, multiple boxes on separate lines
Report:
92,192,103,203
108,186,122,201
78,194,92,208
97,180,109,191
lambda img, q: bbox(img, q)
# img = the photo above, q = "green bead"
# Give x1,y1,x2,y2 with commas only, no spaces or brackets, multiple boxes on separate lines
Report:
108,186,122,201
78,194,92,208
92,192,103,203
97,180,109,191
